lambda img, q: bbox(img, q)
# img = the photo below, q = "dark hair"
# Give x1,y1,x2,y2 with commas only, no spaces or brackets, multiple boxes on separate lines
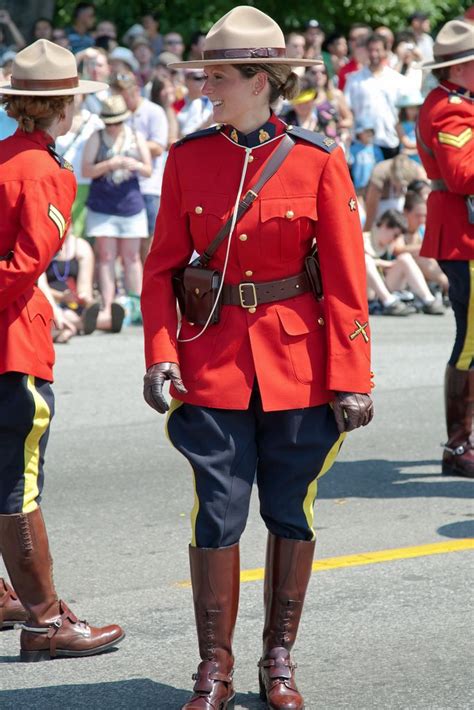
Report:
33,17,53,33
142,11,160,22
376,209,407,231
365,32,388,50
407,178,430,195
189,30,205,46
432,66,451,82
393,30,416,52
349,22,372,33
236,63,299,103
404,191,425,212
73,2,95,20
94,35,115,51
150,77,165,106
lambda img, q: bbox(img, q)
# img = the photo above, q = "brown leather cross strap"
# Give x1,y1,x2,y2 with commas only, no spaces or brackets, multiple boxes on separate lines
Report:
222,272,311,308
199,134,295,267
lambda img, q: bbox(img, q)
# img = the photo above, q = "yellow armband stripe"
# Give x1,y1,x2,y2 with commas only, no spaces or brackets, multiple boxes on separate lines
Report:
48,203,67,239
438,127,472,148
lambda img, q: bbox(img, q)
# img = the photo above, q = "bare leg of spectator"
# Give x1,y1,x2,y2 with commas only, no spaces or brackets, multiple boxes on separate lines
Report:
414,255,449,295
120,238,143,296
96,236,118,330
365,255,412,315
385,253,444,314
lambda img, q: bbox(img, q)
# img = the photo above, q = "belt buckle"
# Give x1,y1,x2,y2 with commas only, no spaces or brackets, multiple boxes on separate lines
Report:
238,282,257,309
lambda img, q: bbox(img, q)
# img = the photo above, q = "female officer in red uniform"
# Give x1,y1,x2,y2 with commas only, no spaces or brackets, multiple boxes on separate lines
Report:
142,7,373,709
0,41,124,660
417,19,474,478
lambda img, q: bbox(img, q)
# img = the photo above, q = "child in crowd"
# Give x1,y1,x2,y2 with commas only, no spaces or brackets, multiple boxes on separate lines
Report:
396,91,424,163
349,117,384,202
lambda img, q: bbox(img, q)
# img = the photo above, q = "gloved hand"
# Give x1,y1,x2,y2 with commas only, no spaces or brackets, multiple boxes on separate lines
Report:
333,392,374,433
143,362,188,414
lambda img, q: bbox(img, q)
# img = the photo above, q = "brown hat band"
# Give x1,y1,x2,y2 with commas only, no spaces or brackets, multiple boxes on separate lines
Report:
11,76,79,90
435,47,474,62
203,47,287,60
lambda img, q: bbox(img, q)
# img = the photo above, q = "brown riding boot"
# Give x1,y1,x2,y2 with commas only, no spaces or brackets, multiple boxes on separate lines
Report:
258,534,316,710
0,507,125,661
0,578,27,629
182,543,240,710
442,366,474,478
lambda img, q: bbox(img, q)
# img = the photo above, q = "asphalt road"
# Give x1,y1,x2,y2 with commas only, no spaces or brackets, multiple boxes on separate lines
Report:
0,311,473,710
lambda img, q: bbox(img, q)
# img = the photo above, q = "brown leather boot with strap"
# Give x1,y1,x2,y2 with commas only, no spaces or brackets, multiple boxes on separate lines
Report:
0,578,27,629
182,543,240,710
0,507,125,661
258,534,315,710
442,366,474,478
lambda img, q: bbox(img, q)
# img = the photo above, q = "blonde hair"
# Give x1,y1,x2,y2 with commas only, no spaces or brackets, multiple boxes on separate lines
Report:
2,95,73,133
236,63,300,103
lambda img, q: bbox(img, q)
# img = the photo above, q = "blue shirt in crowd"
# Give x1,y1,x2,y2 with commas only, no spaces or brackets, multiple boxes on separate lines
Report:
0,108,17,139
349,140,385,190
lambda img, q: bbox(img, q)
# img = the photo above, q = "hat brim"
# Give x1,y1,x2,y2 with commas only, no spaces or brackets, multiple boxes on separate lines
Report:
168,57,323,69
101,110,131,124
422,53,474,70
0,79,108,97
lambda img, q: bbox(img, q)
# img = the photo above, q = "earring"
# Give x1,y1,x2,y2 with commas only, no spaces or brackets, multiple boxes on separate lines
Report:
254,90,259,95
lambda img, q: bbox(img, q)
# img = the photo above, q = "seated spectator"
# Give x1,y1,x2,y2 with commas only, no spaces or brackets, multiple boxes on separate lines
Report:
109,46,139,75
66,2,96,54
32,17,53,42
111,72,168,258
82,95,152,331
132,36,154,87
349,117,384,199
368,208,444,314
394,191,449,297
178,69,213,137
187,31,206,60
40,229,101,343
162,32,185,60
364,153,427,230
396,90,423,163
55,94,104,236
407,178,431,201
141,13,163,56
0,10,25,60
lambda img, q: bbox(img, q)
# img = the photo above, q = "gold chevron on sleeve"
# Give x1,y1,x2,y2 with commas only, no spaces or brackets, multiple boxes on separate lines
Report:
437,127,473,148
48,203,67,239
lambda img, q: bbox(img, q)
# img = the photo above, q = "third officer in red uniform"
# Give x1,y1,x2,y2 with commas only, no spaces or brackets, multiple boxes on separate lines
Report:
142,7,373,709
417,19,474,478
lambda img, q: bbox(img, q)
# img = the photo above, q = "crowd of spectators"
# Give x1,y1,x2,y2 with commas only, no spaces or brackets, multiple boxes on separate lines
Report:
1,2,464,338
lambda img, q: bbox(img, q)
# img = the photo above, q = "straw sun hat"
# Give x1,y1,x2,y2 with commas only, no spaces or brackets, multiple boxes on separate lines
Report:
0,39,108,96
422,19,474,70
168,5,323,69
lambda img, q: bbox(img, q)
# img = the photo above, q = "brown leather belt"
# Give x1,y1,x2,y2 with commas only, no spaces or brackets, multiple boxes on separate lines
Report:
222,272,311,309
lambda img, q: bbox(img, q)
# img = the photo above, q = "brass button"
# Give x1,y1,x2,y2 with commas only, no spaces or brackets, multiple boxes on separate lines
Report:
194,206,203,215
285,210,294,219
248,155,254,163
245,270,253,277
239,234,248,242
248,307,256,314
317,317,325,326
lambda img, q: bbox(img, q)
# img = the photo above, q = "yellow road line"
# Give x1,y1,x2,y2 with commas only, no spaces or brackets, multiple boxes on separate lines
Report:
176,539,474,587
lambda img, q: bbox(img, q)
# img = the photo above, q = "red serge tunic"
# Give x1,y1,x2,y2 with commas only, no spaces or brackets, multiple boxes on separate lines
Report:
0,129,76,381
142,115,371,412
417,81,474,261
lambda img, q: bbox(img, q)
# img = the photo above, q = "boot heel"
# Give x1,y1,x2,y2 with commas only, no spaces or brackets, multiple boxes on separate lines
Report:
20,648,51,662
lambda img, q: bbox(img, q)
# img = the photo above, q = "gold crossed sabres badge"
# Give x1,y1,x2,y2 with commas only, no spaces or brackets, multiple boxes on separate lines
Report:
349,320,369,342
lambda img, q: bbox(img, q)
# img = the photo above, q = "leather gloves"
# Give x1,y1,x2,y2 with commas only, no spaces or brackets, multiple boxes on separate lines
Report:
333,392,374,433
143,362,188,414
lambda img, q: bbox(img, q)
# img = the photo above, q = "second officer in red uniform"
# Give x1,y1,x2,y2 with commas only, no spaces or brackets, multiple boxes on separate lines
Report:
142,7,373,709
0,40,124,659
417,18,474,478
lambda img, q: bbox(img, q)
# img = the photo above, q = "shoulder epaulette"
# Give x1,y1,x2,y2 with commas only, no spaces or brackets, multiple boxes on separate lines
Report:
175,125,222,147
47,144,74,171
285,125,338,153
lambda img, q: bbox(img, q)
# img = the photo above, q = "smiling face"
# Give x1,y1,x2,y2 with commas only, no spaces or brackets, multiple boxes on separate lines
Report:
202,64,269,130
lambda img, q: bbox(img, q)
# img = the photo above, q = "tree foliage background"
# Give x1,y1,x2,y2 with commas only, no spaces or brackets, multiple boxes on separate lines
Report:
6,0,468,44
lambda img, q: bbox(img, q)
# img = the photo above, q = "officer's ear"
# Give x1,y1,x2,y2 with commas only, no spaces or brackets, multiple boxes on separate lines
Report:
252,72,268,98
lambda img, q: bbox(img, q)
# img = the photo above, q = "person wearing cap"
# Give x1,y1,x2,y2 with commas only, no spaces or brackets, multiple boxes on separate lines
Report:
141,6,373,709
109,46,140,76
416,19,474,478
0,39,124,660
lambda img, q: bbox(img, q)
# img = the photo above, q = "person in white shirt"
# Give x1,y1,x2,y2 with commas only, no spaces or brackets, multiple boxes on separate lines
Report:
177,69,213,137
344,32,410,158
407,12,434,62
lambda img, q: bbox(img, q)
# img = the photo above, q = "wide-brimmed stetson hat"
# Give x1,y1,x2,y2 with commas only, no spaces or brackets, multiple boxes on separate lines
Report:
99,95,131,124
422,19,474,70
168,6,323,69
0,39,108,96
